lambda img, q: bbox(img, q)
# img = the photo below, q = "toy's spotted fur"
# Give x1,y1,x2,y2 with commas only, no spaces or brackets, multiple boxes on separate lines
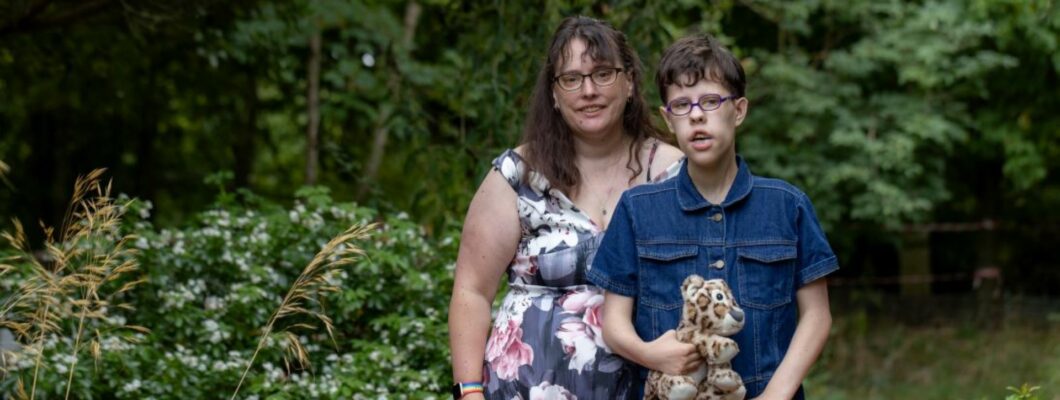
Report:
644,276,746,400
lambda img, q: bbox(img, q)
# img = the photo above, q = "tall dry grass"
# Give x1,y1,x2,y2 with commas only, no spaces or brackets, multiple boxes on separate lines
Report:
0,159,9,186
230,222,376,400
0,168,147,400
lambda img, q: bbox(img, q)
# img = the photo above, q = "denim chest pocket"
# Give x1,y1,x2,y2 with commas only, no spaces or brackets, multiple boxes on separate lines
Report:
637,244,697,310
737,245,796,309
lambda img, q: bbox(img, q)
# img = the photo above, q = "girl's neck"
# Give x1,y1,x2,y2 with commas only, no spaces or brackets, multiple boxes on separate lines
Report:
688,155,738,205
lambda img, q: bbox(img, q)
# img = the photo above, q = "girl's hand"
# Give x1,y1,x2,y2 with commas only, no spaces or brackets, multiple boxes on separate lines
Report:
642,330,702,375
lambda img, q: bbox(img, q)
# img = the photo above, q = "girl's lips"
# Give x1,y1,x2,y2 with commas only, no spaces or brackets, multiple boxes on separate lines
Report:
689,136,714,151
688,131,714,151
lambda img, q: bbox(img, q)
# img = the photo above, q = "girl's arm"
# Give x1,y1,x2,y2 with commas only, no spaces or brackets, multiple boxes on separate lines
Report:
754,278,832,400
601,292,701,375
448,170,521,399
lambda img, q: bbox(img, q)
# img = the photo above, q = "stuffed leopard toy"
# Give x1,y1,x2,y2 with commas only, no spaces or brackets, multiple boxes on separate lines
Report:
644,275,746,400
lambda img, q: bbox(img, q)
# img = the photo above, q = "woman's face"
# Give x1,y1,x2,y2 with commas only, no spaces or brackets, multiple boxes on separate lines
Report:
552,38,633,141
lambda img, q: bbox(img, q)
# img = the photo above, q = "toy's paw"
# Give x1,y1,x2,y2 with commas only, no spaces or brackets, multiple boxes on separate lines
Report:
719,386,746,400
715,338,739,363
704,336,739,363
696,382,745,400
667,382,697,400
710,369,744,392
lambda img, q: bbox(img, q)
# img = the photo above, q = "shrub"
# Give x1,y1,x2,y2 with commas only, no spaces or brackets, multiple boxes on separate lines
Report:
1,185,458,399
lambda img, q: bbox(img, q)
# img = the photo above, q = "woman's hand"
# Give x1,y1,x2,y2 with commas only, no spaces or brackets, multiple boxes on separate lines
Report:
641,330,702,375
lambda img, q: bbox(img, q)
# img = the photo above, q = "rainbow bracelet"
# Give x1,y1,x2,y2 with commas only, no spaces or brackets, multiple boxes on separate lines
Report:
452,381,484,399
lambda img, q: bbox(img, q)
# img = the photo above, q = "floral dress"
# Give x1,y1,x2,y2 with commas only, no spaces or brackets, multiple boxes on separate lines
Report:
482,148,680,400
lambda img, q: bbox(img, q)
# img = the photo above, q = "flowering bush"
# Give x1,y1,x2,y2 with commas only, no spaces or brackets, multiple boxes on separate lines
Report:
1,186,457,398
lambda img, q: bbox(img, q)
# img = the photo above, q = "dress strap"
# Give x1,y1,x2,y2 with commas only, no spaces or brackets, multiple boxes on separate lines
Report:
646,140,660,183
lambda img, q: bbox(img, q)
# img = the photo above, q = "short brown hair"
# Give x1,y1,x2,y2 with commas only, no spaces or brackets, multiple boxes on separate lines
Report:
655,34,746,104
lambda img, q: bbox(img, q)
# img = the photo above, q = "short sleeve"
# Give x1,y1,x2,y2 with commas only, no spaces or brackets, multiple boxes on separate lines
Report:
490,149,524,191
795,194,839,287
587,194,639,297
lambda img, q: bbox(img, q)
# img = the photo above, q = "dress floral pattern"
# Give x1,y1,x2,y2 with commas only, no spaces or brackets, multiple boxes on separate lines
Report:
482,149,680,400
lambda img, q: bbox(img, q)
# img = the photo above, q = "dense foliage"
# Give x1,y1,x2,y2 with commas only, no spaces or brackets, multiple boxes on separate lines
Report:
3,0,1058,231
1,189,457,398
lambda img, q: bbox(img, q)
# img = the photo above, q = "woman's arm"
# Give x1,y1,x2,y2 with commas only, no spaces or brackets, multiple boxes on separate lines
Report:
448,170,522,398
601,291,701,375
754,278,832,400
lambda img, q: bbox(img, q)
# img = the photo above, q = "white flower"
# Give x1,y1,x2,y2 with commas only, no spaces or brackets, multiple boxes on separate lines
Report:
122,379,142,393
362,53,375,67
203,319,219,332
138,202,152,218
204,296,222,310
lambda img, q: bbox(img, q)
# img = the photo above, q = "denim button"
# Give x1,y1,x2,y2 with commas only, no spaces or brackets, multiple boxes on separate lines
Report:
711,259,725,269
711,213,723,222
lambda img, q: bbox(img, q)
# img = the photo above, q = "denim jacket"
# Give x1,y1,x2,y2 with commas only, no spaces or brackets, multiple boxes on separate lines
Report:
587,156,838,399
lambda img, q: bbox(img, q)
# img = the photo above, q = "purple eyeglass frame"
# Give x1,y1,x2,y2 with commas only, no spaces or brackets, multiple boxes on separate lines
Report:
665,94,739,116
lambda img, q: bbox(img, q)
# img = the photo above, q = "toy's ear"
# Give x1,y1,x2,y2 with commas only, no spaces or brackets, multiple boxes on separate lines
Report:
682,275,705,299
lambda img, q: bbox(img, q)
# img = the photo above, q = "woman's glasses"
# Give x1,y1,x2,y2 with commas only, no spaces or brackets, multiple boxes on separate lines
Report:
553,67,624,92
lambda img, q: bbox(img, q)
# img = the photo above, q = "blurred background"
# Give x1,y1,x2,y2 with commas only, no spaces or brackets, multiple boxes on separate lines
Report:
1,0,1058,398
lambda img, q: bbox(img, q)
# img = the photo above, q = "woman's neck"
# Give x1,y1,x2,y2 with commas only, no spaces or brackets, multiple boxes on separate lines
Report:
572,130,631,169
569,131,633,201
688,156,738,205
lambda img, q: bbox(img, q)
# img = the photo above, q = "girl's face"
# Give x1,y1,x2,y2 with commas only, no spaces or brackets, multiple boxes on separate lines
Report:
552,38,633,141
660,77,747,172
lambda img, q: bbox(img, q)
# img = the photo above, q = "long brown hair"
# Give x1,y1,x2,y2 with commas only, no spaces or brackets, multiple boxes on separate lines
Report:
521,16,665,196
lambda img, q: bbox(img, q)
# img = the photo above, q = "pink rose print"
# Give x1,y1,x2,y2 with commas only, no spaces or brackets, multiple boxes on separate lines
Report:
558,290,608,350
529,381,577,400
485,319,533,381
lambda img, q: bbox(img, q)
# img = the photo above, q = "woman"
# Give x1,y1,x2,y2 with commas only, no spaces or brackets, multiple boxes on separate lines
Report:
448,16,684,399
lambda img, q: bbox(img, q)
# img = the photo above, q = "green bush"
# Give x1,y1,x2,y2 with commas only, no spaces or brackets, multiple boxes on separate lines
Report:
1,186,458,399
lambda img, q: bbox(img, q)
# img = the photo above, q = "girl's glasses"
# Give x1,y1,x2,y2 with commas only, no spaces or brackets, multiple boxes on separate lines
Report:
665,94,738,116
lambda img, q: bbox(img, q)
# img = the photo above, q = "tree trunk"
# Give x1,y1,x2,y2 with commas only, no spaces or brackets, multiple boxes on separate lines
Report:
233,68,257,189
136,63,158,208
358,1,421,198
305,28,322,186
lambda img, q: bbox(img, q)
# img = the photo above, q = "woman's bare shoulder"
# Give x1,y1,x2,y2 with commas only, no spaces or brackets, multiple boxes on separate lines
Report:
653,142,684,167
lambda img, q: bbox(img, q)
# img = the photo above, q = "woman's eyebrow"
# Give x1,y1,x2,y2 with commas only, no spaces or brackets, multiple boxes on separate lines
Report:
557,63,617,74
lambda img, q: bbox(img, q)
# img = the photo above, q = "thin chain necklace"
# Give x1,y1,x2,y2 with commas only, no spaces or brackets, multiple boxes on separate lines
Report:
595,151,629,218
